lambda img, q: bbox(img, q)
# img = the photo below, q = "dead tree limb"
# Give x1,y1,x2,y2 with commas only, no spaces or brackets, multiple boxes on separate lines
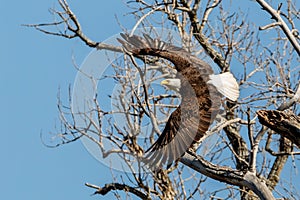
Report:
181,152,275,200
85,182,151,200
257,110,300,148
267,137,292,190
255,0,300,56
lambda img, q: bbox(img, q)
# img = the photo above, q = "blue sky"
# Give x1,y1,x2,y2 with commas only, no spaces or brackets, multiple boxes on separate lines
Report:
1,1,299,200
0,1,132,200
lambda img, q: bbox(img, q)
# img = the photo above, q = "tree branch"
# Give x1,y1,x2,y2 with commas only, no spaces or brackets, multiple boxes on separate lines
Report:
255,0,300,56
257,110,300,148
180,152,275,200
267,136,292,190
24,0,122,52
85,182,150,200
188,12,229,71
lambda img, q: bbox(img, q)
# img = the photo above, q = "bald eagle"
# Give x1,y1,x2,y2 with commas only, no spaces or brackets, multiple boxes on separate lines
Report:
118,33,239,168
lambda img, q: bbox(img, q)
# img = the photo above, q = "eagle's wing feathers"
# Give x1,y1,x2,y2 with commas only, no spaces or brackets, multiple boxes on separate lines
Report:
145,103,206,168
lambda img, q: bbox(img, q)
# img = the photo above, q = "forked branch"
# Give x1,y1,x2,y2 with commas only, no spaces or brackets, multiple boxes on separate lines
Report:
255,0,300,56
24,0,122,52
181,152,275,200
85,182,151,200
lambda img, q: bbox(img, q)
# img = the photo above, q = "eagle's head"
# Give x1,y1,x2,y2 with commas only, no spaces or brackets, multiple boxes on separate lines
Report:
161,78,181,92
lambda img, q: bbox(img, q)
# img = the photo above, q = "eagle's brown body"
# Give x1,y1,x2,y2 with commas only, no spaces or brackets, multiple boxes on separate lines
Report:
118,34,222,167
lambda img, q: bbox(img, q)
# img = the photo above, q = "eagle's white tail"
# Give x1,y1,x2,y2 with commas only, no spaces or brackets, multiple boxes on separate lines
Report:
208,72,239,101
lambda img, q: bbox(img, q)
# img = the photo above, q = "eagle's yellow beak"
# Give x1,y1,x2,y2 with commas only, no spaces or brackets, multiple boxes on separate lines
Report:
160,79,169,86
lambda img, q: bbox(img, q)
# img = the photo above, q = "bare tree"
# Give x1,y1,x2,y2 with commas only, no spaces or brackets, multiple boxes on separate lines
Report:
27,0,300,199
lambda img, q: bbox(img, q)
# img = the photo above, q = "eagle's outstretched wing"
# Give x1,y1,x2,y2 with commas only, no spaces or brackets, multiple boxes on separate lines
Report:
118,33,239,168
145,97,213,168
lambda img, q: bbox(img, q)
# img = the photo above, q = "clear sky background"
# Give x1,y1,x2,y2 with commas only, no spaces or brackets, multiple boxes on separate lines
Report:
1,1,299,200
1,1,133,200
